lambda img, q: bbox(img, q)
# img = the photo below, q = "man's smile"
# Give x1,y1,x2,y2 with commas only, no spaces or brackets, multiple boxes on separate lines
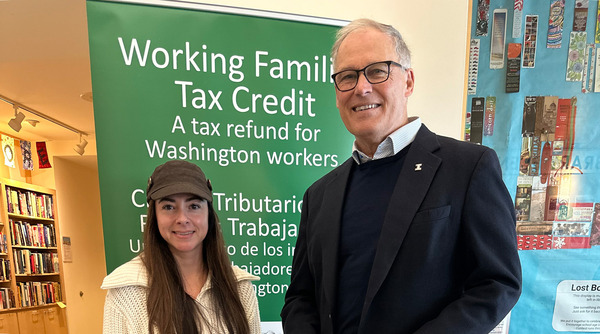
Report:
353,104,380,111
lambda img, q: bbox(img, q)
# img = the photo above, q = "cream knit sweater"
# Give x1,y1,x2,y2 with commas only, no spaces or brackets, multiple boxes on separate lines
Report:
101,256,261,334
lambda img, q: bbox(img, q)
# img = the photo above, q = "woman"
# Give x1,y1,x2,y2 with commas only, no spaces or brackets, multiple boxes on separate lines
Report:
102,160,260,333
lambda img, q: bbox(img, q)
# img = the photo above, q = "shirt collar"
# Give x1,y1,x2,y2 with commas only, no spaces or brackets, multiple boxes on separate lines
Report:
352,117,421,164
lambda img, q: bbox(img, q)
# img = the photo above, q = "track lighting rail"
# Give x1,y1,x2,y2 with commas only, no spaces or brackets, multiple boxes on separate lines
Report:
0,94,89,136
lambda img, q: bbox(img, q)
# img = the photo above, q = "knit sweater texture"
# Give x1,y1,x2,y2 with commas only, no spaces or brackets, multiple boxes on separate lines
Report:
101,256,261,334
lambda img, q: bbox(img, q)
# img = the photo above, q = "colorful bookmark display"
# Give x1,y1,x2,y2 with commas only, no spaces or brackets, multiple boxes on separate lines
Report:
573,0,589,31
516,180,532,219
518,234,552,250
464,109,472,142
484,96,496,136
554,98,577,169
581,44,591,91
595,51,600,92
547,0,565,48
540,141,552,184
591,204,600,246
566,32,587,81
556,203,594,222
468,39,480,95
529,136,541,176
523,15,538,68
546,184,559,221
555,100,571,147
552,236,591,249
490,9,508,69
513,0,524,38
519,138,533,176
506,43,522,93
517,221,553,236
530,177,548,224
551,141,564,172
587,44,596,93
581,44,595,92
476,0,491,36
470,97,485,144
535,96,558,142
565,98,577,168
596,5,600,43
522,96,537,136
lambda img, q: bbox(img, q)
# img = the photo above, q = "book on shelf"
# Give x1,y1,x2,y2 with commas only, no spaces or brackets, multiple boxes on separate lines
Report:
16,281,61,307
0,287,15,310
8,220,57,248
0,232,7,253
18,192,27,216
53,253,60,272
5,186,54,219
13,249,59,275
0,258,10,280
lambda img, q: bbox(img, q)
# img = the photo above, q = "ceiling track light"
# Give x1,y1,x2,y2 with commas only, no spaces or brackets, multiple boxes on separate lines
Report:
74,133,88,156
25,119,40,127
8,105,26,132
0,94,88,136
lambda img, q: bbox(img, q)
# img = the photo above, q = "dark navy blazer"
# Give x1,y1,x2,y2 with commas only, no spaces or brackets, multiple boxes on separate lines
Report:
281,124,522,334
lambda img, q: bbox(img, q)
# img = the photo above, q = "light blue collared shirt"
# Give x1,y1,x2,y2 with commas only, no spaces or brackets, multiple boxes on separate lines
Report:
351,117,421,164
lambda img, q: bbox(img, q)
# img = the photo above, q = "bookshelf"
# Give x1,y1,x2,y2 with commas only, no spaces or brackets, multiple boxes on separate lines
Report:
0,178,67,333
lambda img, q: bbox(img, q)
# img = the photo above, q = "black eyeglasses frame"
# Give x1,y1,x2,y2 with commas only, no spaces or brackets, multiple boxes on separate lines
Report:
331,60,406,92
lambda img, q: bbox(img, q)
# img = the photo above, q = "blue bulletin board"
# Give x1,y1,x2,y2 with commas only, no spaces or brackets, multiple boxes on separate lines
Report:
466,1,600,333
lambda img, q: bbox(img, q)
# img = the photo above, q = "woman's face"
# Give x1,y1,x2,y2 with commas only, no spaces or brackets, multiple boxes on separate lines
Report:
155,193,209,260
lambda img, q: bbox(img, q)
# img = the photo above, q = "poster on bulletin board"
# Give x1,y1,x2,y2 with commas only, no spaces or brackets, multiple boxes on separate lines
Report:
467,0,600,333
87,0,350,331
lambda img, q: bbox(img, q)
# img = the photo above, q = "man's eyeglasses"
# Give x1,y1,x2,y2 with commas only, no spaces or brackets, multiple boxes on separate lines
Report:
331,60,406,92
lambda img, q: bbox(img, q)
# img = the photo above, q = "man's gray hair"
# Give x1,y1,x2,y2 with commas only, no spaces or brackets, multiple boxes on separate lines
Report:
331,18,412,69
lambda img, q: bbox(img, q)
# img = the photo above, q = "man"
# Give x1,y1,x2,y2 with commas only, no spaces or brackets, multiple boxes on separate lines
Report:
281,19,522,334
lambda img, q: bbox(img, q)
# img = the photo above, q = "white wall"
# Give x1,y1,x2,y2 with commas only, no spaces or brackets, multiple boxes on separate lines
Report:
194,0,471,139
54,157,106,334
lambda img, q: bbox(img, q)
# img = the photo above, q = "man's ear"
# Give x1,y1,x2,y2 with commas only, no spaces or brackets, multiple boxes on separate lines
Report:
404,68,415,97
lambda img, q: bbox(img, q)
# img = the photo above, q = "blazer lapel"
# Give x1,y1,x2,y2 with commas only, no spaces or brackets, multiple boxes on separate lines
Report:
320,158,353,310
360,125,441,325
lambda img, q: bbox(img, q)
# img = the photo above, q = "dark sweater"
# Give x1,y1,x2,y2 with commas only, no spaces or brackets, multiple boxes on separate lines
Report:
334,147,409,334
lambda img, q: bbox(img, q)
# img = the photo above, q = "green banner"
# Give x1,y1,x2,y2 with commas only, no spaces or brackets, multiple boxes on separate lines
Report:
87,0,350,323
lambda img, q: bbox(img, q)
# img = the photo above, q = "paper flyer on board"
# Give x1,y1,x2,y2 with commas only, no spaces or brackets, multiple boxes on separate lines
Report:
552,280,600,332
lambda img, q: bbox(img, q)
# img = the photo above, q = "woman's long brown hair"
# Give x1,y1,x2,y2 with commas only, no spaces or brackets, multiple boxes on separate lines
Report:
142,200,250,334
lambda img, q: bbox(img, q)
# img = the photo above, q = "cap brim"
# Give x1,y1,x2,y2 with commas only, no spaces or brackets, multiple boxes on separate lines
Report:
149,182,212,202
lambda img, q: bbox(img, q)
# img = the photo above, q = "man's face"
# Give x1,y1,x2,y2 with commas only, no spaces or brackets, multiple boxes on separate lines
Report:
334,28,414,151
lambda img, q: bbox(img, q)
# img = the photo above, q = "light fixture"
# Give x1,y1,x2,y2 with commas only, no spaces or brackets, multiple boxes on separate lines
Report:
1,94,88,137
74,133,88,156
8,105,26,132
25,119,40,127
80,91,93,103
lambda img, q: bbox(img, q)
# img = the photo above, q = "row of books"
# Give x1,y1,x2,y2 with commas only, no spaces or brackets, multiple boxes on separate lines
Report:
0,258,10,281
16,281,62,307
13,249,59,275
5,186,54,219
8,219,57,248
0,232,7,253
0,287,15,310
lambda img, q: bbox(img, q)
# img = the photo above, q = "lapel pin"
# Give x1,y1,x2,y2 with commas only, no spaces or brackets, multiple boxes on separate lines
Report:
415,163,422,171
